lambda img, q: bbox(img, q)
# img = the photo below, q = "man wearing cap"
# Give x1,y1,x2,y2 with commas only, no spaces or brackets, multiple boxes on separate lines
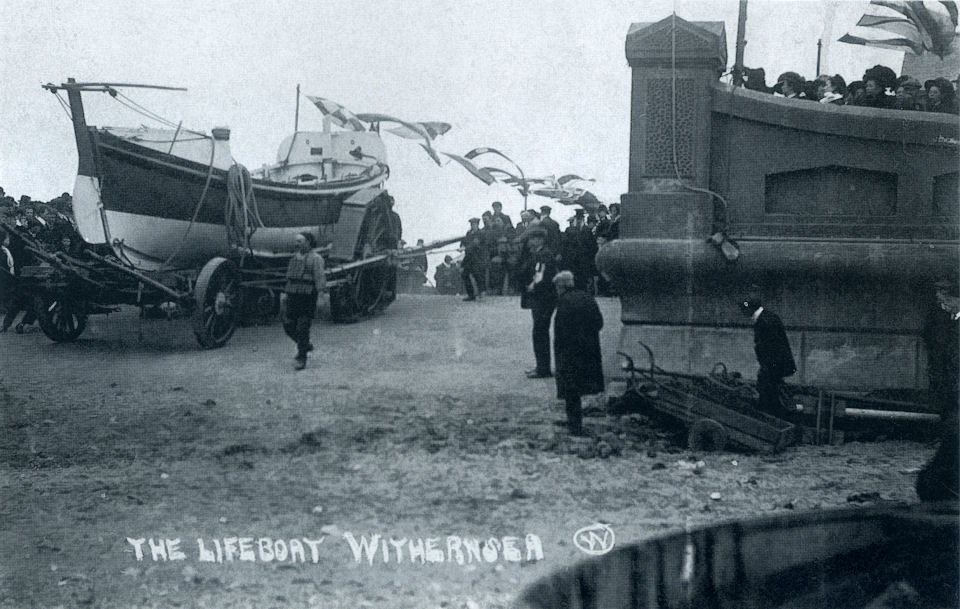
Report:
459,217,486,301
552,270,604,435
538,205,561,253
281,232,326,370
740,297,796,414
491,201,513,229
520,227,557,378
560,210,584,277
578,215,600,292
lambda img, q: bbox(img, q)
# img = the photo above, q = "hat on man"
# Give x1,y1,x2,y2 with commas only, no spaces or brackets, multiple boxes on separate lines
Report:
468,217,480,224
540,205,552,213
898,76,921,91
492,201,503,209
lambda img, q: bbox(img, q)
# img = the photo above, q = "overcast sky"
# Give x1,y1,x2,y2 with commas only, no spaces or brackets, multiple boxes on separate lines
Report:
0,1,901,258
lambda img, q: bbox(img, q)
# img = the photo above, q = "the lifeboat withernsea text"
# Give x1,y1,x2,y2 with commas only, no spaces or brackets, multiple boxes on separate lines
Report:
125,532,544,566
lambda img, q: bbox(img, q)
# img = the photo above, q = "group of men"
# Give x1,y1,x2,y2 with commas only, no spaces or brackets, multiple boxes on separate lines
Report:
517,225,604,435
458,200,621,301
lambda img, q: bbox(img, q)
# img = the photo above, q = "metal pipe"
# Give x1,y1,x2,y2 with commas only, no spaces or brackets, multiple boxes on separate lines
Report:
842,408,940,421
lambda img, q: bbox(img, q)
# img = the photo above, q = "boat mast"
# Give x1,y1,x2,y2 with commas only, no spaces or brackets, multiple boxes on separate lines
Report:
733,0,748,86
294,83,301,132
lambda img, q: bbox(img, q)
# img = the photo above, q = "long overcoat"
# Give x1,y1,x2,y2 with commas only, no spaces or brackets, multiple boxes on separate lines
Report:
554,288,604,399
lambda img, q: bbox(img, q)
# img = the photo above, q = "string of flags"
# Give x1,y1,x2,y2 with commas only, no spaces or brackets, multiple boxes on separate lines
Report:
308,96,599,206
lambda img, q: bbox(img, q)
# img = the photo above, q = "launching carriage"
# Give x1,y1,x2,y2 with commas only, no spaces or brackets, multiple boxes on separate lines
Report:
19,79,420,348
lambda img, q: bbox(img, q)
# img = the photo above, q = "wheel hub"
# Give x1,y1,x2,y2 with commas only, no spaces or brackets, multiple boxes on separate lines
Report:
214,291,230,315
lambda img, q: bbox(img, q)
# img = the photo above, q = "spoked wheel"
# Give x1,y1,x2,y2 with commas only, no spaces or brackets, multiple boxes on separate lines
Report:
193,257,241,348
329,197,398,322
38,298,88,343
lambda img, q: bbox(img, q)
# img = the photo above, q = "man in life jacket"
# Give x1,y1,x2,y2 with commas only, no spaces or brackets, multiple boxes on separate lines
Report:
281,232,326,370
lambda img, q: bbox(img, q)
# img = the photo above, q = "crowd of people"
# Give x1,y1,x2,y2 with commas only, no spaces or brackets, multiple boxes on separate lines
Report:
742,63,959,114
448,200,622,301
0,189,84,333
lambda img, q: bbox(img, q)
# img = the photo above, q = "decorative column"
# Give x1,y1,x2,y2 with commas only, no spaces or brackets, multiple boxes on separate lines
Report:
620,16,726,238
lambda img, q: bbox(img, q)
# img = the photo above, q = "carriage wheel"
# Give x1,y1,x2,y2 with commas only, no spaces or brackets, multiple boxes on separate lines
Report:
38,298,87,343
329,199,397,323
193,257,240,348
687,418,728,452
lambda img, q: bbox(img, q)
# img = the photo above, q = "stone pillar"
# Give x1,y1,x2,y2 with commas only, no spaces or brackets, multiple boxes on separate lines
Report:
621,16,726,239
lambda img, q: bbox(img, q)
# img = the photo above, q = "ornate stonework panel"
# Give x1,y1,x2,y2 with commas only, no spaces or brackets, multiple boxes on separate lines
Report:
644,78,696,177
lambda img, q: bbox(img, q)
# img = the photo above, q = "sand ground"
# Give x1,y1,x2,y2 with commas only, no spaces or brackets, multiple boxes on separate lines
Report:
0,294,933,608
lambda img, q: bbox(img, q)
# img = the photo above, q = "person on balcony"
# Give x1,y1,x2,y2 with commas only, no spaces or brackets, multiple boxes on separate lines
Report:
817,74,846,105
893,77,923,111
924,78,958,114
858,65,897,109
774,72,806,100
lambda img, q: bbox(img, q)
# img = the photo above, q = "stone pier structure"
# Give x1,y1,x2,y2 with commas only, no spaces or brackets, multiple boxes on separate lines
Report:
597,15,959,395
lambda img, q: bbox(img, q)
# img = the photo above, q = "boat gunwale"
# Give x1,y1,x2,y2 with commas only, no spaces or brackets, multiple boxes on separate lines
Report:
94,128,388,196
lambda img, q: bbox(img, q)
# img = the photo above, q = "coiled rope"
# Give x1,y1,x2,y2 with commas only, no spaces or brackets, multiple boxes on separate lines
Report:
224,164,264,255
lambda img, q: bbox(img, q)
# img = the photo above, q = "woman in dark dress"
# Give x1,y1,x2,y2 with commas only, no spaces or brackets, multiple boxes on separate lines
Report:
552,270,604,435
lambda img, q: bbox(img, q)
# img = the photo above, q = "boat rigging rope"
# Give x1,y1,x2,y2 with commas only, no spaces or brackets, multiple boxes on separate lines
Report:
113,90,179,129
224,163,263,257
159,139,218,270
52,91,73,120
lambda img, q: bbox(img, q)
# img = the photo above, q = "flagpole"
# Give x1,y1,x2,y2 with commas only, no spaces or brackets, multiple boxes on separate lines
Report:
733,0,748,86
816,39,822,75
294,83,300,132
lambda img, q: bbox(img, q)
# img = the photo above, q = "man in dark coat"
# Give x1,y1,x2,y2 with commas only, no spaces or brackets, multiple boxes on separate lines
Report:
922,279,960,418
607,203,621,240
538,205,561,253
740,298,796,414
552,270,604,435
520,228,557,378
559,212,582,273
459,218,486,301
917,279,960,501
491,201,513,229
577,215,600,291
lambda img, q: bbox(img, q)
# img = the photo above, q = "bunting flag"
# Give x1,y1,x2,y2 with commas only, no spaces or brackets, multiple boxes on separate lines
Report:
464,146,517,166
386,121,452,140
530,187,602,211
442,153,497,185
557,174,594,186
306,96,365,131
531,188,572,199
839,1,958,57
418,143,443,167
482,167,520,182
356,113,443,166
